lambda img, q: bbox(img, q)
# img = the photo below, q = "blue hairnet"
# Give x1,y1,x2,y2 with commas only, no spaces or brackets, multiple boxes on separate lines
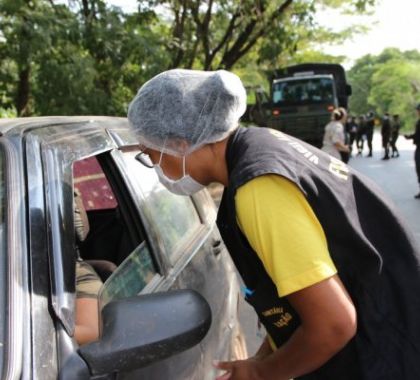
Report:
127,69,247,156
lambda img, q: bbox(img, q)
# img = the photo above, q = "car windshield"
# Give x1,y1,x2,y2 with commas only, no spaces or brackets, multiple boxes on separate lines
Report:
272,77,334,106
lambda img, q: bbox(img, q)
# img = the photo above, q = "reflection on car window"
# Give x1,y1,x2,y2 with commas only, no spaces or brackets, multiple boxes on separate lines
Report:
147,190,201,254
99,242,156,306
122,151,202,261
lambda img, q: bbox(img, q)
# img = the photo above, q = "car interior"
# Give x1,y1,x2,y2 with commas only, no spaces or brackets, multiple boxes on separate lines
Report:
73,154,144,281
73,152,159,304
71,153,163,347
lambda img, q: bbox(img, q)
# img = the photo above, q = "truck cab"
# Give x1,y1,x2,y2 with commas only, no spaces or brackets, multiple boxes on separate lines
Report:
244,63,352,148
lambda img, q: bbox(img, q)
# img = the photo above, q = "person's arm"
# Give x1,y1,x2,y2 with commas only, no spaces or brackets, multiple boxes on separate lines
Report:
215,275,356,380
75,297,100,345
332,124,349,152
253,336,274,361
74,261,102,345
405,121,420,139
259,274,356,379
333,141,350,153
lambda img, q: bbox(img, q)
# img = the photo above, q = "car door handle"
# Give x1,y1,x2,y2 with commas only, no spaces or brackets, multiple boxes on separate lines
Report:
212,240,223,256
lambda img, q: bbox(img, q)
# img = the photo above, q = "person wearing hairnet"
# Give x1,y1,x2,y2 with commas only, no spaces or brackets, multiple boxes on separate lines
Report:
128,69,420,380
321,107,350,162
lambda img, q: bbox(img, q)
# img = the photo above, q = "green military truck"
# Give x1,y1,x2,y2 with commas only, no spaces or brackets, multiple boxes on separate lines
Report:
244,63,352,148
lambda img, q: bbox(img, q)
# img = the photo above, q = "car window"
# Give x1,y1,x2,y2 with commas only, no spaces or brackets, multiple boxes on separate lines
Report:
71,153,162,345
74,156,117,211
72,154,158,285
121,151,202,262
273,77,334,105
73,156,125,264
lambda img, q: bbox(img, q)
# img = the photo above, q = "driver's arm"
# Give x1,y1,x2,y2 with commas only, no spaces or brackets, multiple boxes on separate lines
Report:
75,261,103,345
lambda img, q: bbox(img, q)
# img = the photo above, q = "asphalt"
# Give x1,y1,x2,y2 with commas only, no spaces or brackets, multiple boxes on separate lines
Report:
349,131,420,248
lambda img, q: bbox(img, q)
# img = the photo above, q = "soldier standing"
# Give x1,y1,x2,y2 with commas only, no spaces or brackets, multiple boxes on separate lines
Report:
355,115,366,156
346,115,358,155
381,113,392,160
405,104,420,198
365,111,375,157
390,114,400,158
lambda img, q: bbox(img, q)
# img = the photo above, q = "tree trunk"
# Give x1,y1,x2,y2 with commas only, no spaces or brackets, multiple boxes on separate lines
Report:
16,66,31,116
219,0,294,69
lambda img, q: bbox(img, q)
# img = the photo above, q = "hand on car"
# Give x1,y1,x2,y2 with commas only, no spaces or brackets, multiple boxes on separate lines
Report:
214,358,263,380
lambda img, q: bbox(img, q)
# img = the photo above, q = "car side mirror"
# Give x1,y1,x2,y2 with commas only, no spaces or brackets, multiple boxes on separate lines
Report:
78,289,211,376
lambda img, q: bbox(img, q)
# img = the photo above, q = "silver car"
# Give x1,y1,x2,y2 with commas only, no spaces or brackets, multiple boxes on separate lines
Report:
0,116,247,379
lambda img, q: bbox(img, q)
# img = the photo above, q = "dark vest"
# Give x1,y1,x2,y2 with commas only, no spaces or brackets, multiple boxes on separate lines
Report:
216,127,420,379
414,119,420,145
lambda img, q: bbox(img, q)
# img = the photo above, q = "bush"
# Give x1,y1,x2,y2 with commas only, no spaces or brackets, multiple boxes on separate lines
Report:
0,107,17,118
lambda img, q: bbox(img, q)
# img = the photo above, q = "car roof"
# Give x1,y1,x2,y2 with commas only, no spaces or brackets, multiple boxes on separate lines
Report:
0,116,129,136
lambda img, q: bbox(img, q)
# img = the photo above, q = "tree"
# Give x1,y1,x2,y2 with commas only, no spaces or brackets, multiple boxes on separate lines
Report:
62,0,170,115
0,0,60,115
348,48,420,128
0,0,170,116
141,0,378,71
369,60,420,128
0,0,379,116
347,54,377,115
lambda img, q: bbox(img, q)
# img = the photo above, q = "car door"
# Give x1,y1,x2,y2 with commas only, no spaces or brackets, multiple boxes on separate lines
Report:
0,137,32,380
72,128,246,379
27,120,244,379
110,143,246,380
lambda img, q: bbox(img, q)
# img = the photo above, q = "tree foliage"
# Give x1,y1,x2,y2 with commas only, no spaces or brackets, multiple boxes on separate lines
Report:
146,0,376,72
348,48,420,129
0,0,377,116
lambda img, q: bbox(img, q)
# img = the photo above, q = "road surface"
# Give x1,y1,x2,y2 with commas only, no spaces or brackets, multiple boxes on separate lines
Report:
349,131,420,247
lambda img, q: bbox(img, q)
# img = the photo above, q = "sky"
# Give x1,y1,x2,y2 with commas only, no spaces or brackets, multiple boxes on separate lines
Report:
316,0,420,68
107,0,420,69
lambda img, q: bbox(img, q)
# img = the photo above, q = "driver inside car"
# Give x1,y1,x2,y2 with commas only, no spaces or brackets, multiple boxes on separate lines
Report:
74,190,103,345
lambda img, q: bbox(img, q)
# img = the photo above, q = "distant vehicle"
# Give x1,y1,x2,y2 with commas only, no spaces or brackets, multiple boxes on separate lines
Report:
0,116,246,380
242,85,271,128
244,63,352,148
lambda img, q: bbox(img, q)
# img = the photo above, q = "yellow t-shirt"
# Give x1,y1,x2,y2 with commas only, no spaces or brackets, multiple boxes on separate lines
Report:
235,174,337,297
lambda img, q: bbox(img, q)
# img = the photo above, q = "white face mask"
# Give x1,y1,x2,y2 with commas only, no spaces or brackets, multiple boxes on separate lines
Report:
154,153,205,196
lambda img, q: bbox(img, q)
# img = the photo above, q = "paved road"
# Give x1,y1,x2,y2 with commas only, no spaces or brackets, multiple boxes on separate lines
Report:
349,131,420,247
